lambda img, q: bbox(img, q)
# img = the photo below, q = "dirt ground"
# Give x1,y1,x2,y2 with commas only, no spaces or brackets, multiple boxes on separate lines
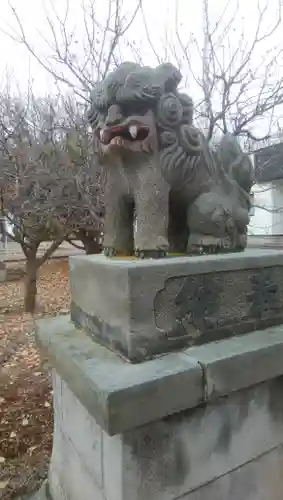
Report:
0,260,70,500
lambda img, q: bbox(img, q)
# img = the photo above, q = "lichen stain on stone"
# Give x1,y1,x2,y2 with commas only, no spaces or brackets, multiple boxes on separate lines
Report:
268,376,283,423
215,411,232,454
126,421,189,495
213,390,251,455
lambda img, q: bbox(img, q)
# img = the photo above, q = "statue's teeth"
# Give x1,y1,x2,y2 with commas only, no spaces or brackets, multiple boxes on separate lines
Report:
129,125,138,139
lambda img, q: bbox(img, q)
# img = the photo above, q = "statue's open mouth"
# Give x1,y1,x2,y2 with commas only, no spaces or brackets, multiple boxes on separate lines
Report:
98,124,149,146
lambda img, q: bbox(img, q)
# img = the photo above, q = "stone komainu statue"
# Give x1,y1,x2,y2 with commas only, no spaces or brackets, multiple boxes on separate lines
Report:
88,62,254,257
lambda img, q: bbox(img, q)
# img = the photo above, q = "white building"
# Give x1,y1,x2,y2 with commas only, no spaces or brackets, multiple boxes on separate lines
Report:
248,143,283,238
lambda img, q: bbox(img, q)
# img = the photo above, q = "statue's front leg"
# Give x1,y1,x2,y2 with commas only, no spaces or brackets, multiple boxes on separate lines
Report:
134,170,169,258
103,175,134,257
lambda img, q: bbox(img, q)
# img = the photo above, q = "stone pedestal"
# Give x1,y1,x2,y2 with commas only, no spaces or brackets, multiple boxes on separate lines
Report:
35,250,283,500
70,250,283,362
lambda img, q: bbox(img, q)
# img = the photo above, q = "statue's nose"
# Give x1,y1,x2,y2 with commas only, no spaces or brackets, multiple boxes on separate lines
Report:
105,104,123,127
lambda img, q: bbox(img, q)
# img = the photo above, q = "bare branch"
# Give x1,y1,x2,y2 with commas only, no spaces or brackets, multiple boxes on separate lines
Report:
3,0,142,97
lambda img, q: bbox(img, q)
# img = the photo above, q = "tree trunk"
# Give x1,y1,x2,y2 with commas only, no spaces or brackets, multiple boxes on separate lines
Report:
24,251,38,313
79,230,102,255
84,239,102,255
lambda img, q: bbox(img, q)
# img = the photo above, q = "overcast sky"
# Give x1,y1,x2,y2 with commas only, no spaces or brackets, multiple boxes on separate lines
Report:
0,0,204,94
0,0,280,90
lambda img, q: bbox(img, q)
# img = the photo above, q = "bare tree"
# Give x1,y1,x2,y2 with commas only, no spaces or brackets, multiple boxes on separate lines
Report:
129,0,283,150
169,0,283,148
59,94,105,253
0,89,103,312
4,0,283,146
3,0,142,99
0,0,140,259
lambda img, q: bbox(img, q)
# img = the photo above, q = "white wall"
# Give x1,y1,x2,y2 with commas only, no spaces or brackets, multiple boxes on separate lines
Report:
248,183,273,235
270,179,283,234
249,180,283,235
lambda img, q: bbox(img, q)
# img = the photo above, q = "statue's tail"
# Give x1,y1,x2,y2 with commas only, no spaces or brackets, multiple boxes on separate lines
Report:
215,134,254,194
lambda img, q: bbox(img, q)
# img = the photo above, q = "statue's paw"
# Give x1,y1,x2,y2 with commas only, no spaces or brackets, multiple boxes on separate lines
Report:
187,244,221,255
134,249,168,259
134,236,169,259
187,233,235,255
104,247,116,257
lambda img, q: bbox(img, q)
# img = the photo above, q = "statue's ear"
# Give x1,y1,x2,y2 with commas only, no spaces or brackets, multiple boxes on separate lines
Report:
155,63,182,92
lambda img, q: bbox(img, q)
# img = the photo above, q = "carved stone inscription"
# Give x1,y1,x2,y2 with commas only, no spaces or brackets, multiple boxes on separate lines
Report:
154,266,283,344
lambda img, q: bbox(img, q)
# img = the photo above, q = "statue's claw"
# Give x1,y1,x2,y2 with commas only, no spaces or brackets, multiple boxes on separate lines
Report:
104,247,117,257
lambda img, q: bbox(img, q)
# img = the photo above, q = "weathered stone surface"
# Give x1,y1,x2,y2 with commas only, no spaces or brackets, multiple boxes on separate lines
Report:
53,372,103,487
181,446,283,500
49,371,283,500
185,325,283,399
36,316,283,435
70,250,283,361
35,316,203,435
38,316,283,500
102,378,283,500
49,424,104,500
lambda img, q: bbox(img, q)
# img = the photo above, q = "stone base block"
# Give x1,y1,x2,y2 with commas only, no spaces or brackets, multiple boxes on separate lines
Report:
36,316,283,500
69,249,283,361
181,447,283,500
49,372,283,500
